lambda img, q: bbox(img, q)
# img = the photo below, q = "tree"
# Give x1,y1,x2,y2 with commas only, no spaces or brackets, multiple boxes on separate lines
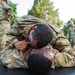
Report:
62,23,70,36
28,0,63,26
8,1,18,25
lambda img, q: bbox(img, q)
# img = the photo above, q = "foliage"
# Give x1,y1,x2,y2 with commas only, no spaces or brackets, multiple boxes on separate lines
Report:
8,1,18,25
62,23,70,36
28,0,63,26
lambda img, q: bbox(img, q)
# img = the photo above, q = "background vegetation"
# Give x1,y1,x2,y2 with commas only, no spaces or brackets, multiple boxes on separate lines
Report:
28,0,63,26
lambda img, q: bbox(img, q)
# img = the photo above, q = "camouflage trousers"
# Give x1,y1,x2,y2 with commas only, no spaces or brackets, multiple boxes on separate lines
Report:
70,38,75,48
0,20,10,56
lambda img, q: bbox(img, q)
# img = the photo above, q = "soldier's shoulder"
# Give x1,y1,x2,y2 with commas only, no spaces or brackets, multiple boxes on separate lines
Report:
16,15,43,23
46,22,61,34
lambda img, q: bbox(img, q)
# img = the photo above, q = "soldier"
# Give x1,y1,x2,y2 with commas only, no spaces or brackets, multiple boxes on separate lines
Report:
0,15,72,69
27,44,75,74
27,45,54,74
67,20,75,49
0,0,13,51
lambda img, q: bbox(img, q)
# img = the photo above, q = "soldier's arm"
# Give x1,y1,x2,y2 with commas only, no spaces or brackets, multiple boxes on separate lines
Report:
0,4,13,21
51,35,75,56
6,35,19,47
52,37,71,52
6,27,20,47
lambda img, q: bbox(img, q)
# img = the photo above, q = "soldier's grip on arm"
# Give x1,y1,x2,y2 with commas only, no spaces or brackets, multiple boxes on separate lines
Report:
14,40,30,51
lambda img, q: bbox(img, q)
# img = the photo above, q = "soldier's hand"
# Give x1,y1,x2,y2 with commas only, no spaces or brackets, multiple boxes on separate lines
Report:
14,40,30,51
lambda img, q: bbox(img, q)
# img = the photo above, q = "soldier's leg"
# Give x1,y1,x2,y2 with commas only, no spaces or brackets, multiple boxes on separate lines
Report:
72,39,75,50
0,21,10,53
70,39,74,47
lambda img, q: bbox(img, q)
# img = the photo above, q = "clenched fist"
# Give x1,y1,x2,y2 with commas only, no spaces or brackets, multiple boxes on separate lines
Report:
14,40,30,51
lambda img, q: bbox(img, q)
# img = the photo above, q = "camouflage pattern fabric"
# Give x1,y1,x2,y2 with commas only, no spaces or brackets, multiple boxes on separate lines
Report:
67,26,75,49
0,15,73,68
0,4,13,51
54,52,75,68
50,48,75,69
1,46,29,68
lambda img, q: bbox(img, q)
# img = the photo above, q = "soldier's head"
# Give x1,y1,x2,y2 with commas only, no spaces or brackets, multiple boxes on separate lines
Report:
3,0,7,3
27,47,54,74
27,53,52,74
0,0,7,5
70,20,75,26
28,24,53,48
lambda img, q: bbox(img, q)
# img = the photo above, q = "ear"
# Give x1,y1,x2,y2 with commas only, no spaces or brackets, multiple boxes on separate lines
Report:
30,49,36,54
31,26,37,30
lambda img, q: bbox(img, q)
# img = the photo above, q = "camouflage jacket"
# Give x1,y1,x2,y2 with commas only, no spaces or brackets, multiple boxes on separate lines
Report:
1,15,72,68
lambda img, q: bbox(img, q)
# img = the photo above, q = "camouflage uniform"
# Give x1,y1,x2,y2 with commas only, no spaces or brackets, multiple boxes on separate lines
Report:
0,15,72,68
51,48,75,69
67,25,75,49
0,3,13,51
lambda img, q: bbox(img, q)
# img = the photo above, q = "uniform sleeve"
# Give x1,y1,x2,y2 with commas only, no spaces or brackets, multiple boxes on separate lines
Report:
6,35,19,47
6,27,20,47
54,52,75,67
52,36,71,52
0,4,13,21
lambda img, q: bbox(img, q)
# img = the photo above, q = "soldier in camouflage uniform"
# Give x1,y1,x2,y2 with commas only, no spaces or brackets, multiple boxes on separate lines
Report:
0,0,13,51
27,44,75,71
0,15,73,68
67,20,75,49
